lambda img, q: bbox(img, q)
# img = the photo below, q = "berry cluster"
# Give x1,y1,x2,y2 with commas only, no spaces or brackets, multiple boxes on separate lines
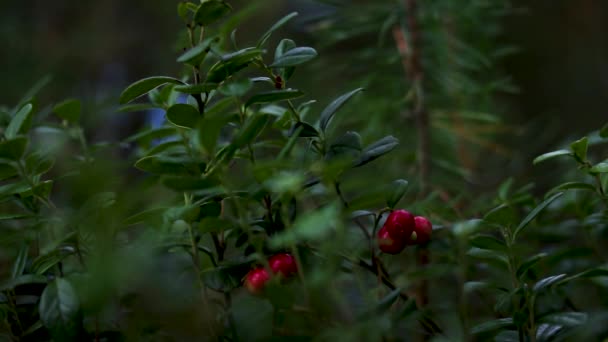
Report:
377,209,433,254
244,253,298,294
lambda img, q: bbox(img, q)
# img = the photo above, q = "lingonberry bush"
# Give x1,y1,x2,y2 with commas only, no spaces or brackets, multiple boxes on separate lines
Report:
1,1,608,341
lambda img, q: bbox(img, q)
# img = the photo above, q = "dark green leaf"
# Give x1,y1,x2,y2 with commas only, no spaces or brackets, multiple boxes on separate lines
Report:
278,126,302,160
319,88,364,131
354,135,399,167
513,192,564,240
288,121,318,138
39,278,81,340
546,181,597,197
589,162,608,174
533,274,567,293
470,235,507,252
6,103,34,139
600,123,608,138
134,155,198,175
386,179,408,208
532,150,572,165
206,48,264,83
270,47,317,68
471,318,514,334
194,0,232,26
257,12,298,47
232,114,270,148
570,137,588,163
123,127,177,144
0,162,17,181
11,243,29,279
218,79,252,97
274,39,297,79
119,76,184,104
117,103,158,113
176,37,219,65
0,274,47,292
166,104,200,129
483,204,517,226
0,136,30,161
516,253,547,279
31,248,76,275
174,83,218,94
25,152,54,176
245,89,304,108
161,175,217,191
53,99,80,123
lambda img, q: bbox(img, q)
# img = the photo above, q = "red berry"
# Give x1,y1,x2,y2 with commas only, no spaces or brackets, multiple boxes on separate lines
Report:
406,216,433,245
268,253,298,277
383,209,415,240
244,267,270,294
377,226,406,254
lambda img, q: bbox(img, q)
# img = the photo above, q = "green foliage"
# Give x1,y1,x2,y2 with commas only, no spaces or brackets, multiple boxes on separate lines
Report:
0,1,607,341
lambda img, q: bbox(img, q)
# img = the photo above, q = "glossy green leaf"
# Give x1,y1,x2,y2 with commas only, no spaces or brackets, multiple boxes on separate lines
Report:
206,48,264,83
469,235,507,252
270,46,317,68
540,312,587,327
386,179,409,208
119,76,184,104
257,12,298,47
533,149,572,165
288,121,318,138
0,136,28,160
570,136,588,162
513,192,564,240
244,89,304,108
218,78,252,97
5,103,33,139
176,37,219,65
194,0,232,26
319,88,364,131
533,274,567,293
53,99,80,123
166,104,200,129
274,39,297,79
39,278,81,340
589,162,608,174
354,135,399,167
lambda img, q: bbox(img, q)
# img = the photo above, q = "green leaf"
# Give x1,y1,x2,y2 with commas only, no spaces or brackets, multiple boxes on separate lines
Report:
570,136,588,163
0,182,29,199
600,123,608,138
471,318,514,334
194,0,232,26
270,47,318,68
39,278,81,340
245,89,304,108
123,127,177,144
218,78,252,97
274,39,297,79
123,207,168,226
0,161,17,181
0,137,28,160
483,204,517,226
277,126,302,160
53,99,80,123
589,162,608,174
25,152,54,176
119,76,184,104
257,12,299,48
386,179,409,208
161,175,217,191
176,37,219,65
31,248,76,275
134,155,198,175
545,181,597,197
540,312,587,327
11,243,29,279
269,202,339,248
0,274,47,292
533,274,567,293
288,121,319,138
513,192,564,240
469,235,507,252
532,150,572,165
206,48,264,83
354,135,399,167
319,88,364,132
117,103,158,113
173,83,218,94
232,114,270,148
516,253,547,279
5,103,34,139
166,104,200,129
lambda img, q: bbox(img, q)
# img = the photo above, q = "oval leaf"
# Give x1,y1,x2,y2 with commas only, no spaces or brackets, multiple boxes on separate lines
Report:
119,76,184,104
53,99,80,123
194,0,232,26
39,278,81,340
166,104,200,129
319,88,364,132
257,12,298,48
270,47,318,68
386,179,409,208
533,150,572,165
354,135,399,167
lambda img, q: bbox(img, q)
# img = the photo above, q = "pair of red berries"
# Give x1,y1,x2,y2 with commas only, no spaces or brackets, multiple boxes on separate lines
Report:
244,253,298,294
377,209,432,254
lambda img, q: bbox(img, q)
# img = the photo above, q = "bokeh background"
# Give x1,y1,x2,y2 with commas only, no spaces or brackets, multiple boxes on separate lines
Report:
2,0,607,192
